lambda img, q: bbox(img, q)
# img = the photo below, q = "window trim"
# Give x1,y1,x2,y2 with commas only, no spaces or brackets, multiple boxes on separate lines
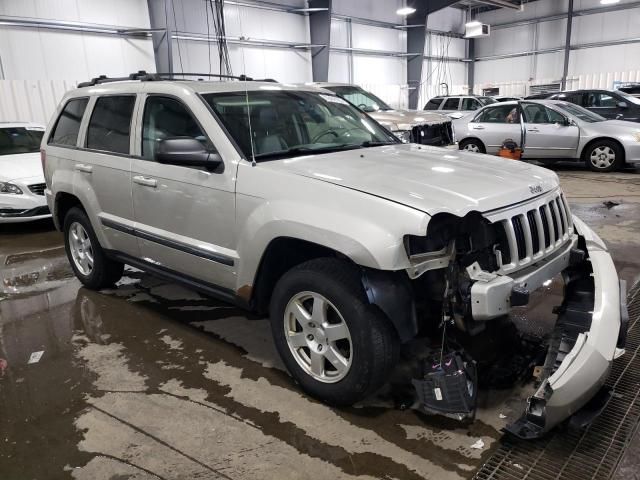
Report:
84,93,137,156
47,96,90,148
140,93,223,172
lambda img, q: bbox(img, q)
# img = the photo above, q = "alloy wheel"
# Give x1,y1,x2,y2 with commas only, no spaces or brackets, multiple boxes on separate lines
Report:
283,291,352,383
69,222,94,276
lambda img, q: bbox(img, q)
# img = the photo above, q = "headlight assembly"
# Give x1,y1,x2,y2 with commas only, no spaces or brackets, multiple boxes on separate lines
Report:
0,182,23,194
394,130,412,144
633,131,640,142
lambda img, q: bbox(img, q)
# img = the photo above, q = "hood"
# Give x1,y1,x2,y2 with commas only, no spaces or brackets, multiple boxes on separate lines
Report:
262,144,559,217
369,109,450,131
0,152,44,182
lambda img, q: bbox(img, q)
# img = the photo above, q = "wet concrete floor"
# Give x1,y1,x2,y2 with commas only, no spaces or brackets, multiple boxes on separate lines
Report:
0,165,639,480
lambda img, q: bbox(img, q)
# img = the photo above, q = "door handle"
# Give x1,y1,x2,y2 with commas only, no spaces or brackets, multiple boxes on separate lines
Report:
527,128,540,132
472,126,485,130
75,164,93,174
133,175,158,188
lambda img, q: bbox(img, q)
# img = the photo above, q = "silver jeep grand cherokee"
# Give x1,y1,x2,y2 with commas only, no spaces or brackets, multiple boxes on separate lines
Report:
42,72,627,439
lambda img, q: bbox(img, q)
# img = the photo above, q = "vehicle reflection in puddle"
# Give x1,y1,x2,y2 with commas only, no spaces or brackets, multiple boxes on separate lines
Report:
0,242,562,480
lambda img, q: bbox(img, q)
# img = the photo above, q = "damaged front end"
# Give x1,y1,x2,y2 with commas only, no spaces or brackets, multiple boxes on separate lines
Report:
403,189,626,439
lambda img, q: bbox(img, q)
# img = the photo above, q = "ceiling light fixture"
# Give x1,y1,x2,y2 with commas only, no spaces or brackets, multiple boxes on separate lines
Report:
600,0,620,4
396,6,416,15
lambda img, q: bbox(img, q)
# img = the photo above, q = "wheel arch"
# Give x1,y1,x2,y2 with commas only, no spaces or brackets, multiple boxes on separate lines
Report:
459,136,487,152
54,191,85,231
580,137,626,163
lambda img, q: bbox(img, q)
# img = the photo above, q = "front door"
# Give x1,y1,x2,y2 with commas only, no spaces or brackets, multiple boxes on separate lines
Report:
131,94,237,291
521,103,579,158
584,91,622,119
467,104,522,154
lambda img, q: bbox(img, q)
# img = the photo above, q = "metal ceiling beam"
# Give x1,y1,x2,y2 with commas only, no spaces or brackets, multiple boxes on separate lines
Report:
472,0,522,10
308,0,332,82
0,15,159,36
491,0,640,30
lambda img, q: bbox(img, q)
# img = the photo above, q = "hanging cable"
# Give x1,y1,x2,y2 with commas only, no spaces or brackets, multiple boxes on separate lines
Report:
171,0,184,75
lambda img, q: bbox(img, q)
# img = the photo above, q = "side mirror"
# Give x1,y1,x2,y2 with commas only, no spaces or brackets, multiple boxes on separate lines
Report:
156,137,222,170
618,101,628,109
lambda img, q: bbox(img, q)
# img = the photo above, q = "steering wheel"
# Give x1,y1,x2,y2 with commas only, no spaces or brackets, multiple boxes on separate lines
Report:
311,127,363,143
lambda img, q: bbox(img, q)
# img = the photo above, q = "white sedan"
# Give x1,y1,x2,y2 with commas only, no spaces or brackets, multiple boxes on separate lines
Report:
453,99,640,172
0,122,51,222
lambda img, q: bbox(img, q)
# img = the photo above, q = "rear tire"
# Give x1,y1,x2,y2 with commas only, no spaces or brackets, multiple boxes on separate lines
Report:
459,138,486,154
63,207,124,289
585,140,623,172
269,258,399,406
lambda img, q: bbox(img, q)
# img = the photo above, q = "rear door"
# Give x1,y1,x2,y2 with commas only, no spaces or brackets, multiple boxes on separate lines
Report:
130,94,237,290
521,103,579,158
439,97,460,114
466,104,522,154
461,97,482,113
79,94,139,255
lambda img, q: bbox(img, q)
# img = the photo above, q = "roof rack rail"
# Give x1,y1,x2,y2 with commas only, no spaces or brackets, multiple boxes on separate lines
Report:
77,70,269,87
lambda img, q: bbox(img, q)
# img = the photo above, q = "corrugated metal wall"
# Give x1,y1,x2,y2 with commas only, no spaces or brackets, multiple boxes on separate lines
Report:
0,79,76,125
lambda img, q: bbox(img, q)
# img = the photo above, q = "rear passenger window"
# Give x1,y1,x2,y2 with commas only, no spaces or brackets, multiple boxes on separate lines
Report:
142,96,211,161
49,98,89,146
86,96,135,154
442,98,460,110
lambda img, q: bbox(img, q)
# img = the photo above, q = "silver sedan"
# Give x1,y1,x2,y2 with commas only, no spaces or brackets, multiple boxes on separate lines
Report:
453,99,640,172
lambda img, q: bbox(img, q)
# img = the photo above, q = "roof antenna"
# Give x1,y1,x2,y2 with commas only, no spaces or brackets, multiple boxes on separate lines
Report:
235,1,256,166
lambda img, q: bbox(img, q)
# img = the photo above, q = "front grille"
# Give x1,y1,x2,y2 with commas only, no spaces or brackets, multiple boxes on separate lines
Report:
28,183,46,195
490,191,573,273
411,122,454,146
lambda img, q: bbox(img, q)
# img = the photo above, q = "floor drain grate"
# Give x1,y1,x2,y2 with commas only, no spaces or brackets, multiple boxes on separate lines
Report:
475,282,640,480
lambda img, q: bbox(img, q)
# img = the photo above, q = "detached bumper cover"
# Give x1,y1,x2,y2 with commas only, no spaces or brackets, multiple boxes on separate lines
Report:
506,215,625,439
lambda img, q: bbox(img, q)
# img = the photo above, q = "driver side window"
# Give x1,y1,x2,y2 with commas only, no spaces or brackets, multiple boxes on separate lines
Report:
142,96,212,161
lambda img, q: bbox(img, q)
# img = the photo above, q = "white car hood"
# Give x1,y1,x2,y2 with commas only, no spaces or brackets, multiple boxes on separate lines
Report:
0,152,44,182
263,144,559,216
369,110,450,131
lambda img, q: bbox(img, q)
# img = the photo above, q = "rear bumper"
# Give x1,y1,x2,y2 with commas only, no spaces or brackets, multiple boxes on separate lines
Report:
506,215,625,439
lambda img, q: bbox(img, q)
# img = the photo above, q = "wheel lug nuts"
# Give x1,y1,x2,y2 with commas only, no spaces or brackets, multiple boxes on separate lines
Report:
307,334,314,340
308,322,315,328
318,345,323,351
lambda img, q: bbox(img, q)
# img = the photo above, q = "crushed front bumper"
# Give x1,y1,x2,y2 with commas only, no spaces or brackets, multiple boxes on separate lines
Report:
505,215,626,439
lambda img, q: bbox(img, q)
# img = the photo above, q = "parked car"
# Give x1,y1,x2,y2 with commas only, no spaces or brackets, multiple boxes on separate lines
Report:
618,83,640,98
309,83,454,147
454,99,640,172
43,74,625,439
0,122,51,223
423,95,496,119
524,92,555,99
547,89,640,122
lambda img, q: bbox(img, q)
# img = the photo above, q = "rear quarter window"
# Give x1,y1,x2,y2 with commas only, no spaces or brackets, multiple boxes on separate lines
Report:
49,98,89,146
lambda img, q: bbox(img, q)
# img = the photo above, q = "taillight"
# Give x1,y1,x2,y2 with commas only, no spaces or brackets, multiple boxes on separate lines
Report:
40,149,46,173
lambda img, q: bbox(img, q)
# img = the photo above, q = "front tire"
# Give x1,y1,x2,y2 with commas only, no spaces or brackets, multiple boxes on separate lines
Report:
585,140,623,172
63,207,124,289
269,258,399,406
459,138,486,154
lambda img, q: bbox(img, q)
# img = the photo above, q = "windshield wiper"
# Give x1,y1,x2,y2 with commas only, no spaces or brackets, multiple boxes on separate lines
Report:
253,144,364,161
360,140,398,147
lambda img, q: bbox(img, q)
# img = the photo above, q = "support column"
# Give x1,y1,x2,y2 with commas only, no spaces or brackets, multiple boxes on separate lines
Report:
308,0,332,82
467,38,475,95
147,0,173,73
406,0,460,109
561,0,574,90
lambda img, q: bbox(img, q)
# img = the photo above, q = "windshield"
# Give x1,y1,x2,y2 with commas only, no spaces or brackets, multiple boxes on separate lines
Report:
555,102,606,123
0,127,44,156
325,86,392,112
617,90,640,105
478,97,497,106
203,90,398,161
